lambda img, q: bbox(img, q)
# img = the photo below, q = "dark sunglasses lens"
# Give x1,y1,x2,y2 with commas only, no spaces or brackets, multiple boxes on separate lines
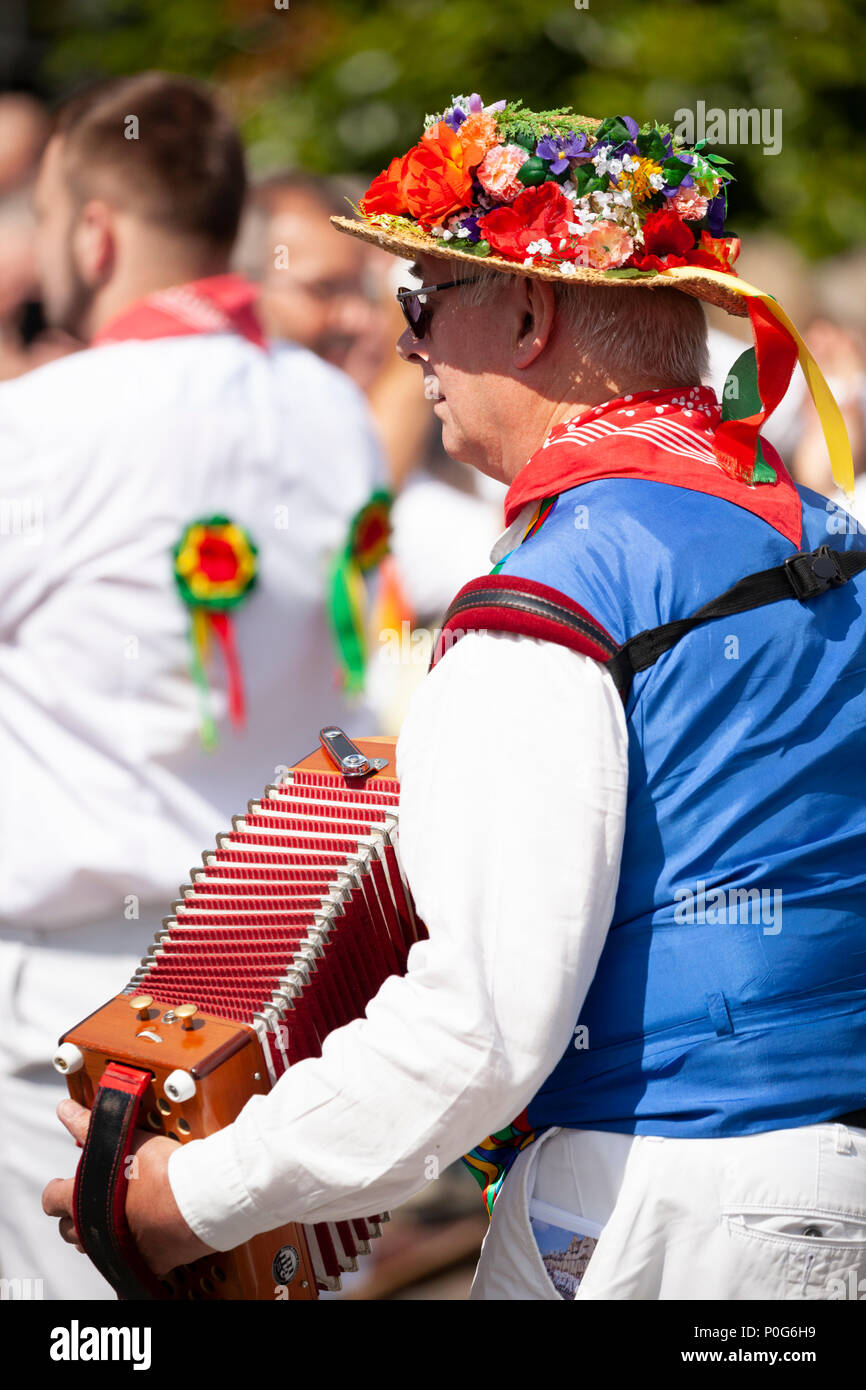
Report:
397,288,428,336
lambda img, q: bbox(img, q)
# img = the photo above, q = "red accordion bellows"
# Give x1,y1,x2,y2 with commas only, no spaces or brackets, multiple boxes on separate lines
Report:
56,735,424,1300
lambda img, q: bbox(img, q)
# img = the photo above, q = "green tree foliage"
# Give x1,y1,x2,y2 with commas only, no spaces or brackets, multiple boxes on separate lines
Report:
31,0,865,255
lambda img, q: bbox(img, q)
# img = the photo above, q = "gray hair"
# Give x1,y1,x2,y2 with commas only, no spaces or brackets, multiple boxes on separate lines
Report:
451,262,709,387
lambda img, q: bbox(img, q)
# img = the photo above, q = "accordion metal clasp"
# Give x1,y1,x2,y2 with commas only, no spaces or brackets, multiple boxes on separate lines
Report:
319,726,388,779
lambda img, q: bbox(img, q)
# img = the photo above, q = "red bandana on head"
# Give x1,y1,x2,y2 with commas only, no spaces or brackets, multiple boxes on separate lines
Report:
92,273,265,349
504,386,803,549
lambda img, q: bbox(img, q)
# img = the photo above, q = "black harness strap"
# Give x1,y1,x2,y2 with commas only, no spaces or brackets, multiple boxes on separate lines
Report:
434,547,866,704
606,545,866,701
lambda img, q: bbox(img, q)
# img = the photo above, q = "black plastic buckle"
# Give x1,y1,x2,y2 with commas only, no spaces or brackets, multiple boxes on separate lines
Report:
783,545,844,600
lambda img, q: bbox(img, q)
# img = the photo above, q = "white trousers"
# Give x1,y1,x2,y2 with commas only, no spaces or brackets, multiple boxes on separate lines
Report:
0,922,144,1300
470,1122,866,1300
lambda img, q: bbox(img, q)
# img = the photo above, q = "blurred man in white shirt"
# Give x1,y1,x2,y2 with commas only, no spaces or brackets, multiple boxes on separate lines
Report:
0,72,384,1298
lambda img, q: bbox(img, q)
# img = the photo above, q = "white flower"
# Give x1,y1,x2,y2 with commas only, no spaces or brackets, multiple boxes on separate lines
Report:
526,238,552,256
649,172,666,191
622,153,638,172
558,261,579,276
612,189,633,208
523,256,537,267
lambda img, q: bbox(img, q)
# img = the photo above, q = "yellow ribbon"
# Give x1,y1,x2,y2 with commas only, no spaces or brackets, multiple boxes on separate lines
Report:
661,266,855,499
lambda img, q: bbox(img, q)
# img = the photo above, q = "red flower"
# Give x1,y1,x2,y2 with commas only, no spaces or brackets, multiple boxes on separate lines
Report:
401,122,479,228
199,532,240,583
631,207,695,270
361,153,410,217
478,182,576,261
685,232,741,273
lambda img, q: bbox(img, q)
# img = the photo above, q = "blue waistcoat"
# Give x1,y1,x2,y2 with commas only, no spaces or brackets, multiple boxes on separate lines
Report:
497,480,866,1137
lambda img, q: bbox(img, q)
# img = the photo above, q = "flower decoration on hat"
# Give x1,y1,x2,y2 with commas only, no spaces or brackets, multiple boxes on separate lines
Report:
173,516,258,749
337,93,855,508
355,97,738,277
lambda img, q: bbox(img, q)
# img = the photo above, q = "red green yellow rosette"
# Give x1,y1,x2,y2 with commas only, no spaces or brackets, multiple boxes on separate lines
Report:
327,490,395,693
173,515,258,748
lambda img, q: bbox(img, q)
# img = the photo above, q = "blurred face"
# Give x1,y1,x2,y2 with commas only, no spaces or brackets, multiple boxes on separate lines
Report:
32,137,94,337
396,254,516,478
259,194,387,386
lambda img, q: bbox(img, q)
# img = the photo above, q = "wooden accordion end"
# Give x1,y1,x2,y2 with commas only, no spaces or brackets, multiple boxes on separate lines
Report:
54,729,424,1301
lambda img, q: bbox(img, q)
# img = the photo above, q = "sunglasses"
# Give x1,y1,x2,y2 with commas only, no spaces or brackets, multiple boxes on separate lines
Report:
395,278,484,339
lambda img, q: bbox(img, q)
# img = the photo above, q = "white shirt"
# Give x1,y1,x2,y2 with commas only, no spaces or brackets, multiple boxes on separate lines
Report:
0,333,383,931
168,629,629,1250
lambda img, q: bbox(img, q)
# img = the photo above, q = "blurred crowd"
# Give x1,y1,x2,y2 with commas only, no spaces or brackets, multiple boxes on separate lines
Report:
0,75,863,1302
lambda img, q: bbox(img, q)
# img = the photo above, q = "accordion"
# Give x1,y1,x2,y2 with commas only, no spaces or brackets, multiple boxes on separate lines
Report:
53,728,424,1301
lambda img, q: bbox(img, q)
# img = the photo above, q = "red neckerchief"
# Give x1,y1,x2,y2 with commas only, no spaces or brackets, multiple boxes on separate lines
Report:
92,273,265,349
504,386,802,548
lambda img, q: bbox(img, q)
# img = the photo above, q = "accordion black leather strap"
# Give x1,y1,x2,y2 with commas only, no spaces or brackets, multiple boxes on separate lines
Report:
73,1061,165,1301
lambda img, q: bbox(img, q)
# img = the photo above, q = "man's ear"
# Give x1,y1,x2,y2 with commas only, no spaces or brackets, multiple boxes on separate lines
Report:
513,276,558,369
71,200,115,287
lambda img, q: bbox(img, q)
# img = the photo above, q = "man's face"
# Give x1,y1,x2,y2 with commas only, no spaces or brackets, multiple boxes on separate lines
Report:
32,137,93,338
259,194,386,386
397,254,514,478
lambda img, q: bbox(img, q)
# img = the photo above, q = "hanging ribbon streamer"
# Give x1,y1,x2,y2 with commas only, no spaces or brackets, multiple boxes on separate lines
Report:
661,266,855,498
327,490,395,694
173,516,258,749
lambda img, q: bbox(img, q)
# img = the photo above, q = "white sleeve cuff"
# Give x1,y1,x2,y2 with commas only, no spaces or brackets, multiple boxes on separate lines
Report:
168,1114,266,1252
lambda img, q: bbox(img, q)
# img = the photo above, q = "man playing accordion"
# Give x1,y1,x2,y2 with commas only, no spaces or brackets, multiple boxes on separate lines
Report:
45,95,866,1300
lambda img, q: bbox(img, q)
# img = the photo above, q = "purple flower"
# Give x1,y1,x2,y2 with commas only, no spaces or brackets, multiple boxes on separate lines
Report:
536,131,587,175
445,106,467,132
469,93,483,113
455,214,482,242
707,193,726,236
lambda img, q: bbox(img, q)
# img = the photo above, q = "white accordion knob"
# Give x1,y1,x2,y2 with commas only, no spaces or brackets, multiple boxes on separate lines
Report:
53,1043,85,1075
164,1069,196,1103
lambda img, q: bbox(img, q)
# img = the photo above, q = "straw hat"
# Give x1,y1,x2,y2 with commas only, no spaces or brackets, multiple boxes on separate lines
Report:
331,93,855,495
331,96,747,316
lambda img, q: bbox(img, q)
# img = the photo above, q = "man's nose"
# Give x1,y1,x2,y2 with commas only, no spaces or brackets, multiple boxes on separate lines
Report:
396,326,427,363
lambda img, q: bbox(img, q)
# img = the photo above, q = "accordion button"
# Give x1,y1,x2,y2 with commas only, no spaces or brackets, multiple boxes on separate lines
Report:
52,1043,84,1075
129,994,154,1020
175,1003,199,1031
164,1069,196,1103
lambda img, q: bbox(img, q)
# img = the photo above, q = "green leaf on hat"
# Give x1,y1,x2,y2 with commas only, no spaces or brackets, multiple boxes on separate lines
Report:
637,128,668,161
593,116,632,148
603,268,658,279
574,164,607,197
517,156,548,186
661,155,693,187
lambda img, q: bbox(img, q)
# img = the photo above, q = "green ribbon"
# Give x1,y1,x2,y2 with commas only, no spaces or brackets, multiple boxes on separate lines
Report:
721,348,778,484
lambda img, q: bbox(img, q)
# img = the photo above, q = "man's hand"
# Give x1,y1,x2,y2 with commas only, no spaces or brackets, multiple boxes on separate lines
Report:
42,1099,216,1277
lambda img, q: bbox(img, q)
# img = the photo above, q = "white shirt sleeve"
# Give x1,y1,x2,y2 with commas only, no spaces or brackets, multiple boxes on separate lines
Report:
168,631,629,1250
